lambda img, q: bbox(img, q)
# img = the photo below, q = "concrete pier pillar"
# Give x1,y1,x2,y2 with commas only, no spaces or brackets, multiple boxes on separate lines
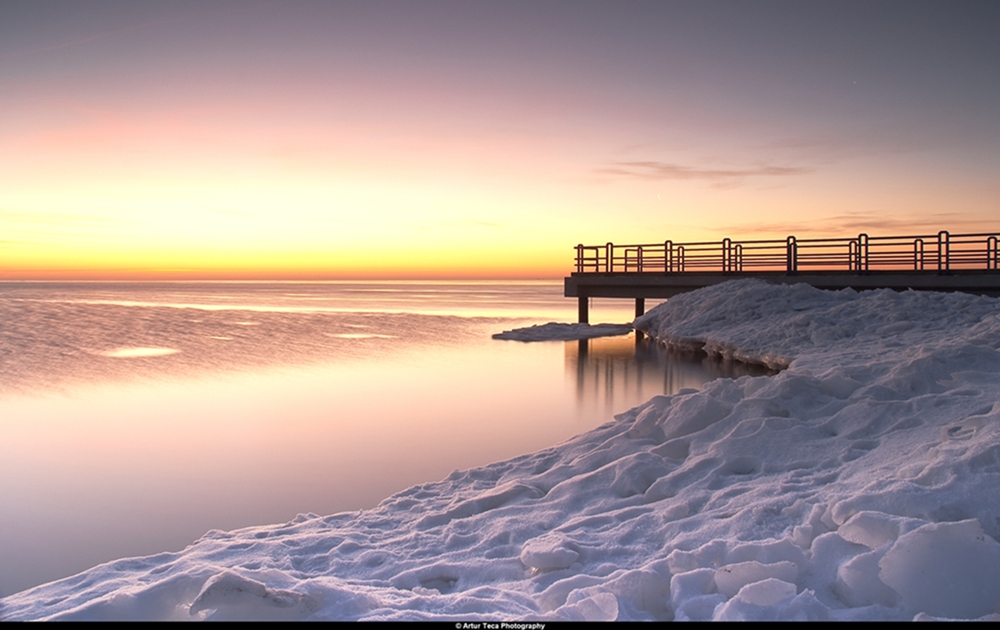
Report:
578,296,589,323
635,297,645,318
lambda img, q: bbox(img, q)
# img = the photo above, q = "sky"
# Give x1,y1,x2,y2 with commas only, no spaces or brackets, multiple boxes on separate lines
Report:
1,0,998,279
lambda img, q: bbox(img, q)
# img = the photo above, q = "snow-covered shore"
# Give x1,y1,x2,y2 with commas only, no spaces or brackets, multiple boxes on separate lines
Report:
4,279,1000,621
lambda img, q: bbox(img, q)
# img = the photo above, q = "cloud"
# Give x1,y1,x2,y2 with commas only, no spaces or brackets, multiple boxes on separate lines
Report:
596,161,810,188
712,211,996,238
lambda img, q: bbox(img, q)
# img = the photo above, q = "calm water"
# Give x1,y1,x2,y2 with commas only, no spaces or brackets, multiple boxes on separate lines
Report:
0,281,769,596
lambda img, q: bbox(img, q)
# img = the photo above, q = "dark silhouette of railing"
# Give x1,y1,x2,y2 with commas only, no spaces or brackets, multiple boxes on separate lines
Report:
574,231,1000,274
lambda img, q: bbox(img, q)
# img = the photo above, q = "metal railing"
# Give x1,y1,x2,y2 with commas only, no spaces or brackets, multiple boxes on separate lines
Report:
574,231,1000,274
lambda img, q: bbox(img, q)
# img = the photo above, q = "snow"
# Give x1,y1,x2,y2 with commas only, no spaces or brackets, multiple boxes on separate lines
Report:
4,279,1000,621
492,322,632,341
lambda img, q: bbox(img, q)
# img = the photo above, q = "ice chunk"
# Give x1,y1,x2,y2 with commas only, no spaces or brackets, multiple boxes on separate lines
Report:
715,586,832,621
94,346,179,358
520,533,579,571
714,561,798,598
834,548,898,608
492,322,631,341
733,577,798,607
189,571,312,621
878,519,1000,619
726,538,807,570
837,511,902,549
558,590,619,621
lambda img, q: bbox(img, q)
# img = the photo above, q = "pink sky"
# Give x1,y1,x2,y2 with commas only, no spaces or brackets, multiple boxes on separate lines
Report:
2,1,997,279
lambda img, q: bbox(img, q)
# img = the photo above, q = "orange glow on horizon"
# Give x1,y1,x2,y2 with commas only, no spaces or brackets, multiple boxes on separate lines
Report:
0,267,568,282
3,4,998,282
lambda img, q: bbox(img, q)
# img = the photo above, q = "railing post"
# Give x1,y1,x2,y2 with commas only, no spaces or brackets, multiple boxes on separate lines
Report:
937,231,950,273
786,236,797,273
857,233,869,272
573,229,996,278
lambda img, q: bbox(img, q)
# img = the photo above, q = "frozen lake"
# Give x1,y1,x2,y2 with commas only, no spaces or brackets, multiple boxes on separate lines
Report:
0,281,768,597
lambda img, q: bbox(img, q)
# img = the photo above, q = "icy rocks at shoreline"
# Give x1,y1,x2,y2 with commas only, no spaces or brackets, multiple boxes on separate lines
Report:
492,322,632,341
5,279,1000,621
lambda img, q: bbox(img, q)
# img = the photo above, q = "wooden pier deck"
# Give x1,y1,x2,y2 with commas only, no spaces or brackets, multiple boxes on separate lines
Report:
564,231,1000,323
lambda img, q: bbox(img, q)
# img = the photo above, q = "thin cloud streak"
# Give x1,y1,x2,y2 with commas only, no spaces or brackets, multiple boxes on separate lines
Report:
597,161,811,187
712,212,996,239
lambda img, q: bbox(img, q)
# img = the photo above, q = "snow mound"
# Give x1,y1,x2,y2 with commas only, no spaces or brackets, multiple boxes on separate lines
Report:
492,322,631,341
5,279,1000,621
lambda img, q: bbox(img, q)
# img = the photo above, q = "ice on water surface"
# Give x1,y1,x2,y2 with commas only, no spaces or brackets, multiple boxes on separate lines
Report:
4,279,1000,621
93,347,180,358
492,322,633,341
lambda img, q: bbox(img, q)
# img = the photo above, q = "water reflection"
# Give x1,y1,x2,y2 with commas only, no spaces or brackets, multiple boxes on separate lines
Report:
0,282,783,598
566,333,775,416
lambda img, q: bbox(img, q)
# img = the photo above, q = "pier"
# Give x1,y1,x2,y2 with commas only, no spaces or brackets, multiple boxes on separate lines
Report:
565,230,1000,323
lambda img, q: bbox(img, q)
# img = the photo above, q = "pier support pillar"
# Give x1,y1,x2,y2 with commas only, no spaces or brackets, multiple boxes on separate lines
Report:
635,297,645,318
578,296,589,323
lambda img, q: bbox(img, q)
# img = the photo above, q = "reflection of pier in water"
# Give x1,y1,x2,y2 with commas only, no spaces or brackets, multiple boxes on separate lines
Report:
566,333,775,416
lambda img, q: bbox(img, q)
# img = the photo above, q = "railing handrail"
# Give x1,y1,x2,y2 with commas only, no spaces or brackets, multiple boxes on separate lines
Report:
574,230,1000,274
